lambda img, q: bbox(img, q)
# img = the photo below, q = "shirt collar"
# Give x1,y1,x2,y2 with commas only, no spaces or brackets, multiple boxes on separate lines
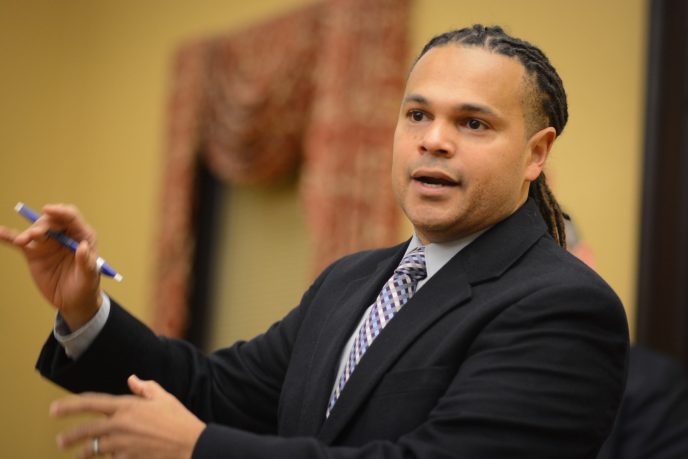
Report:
405,229,487,281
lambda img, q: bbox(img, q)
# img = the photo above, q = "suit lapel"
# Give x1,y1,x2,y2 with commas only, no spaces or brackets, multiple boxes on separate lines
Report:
458,198,548,285
291,244,408,436
317,252,473,443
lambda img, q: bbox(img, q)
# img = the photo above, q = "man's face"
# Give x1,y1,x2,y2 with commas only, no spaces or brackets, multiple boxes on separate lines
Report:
392,45,553,244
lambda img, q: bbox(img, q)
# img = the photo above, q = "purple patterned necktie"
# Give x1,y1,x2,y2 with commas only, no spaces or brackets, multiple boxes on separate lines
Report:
326,246,427,417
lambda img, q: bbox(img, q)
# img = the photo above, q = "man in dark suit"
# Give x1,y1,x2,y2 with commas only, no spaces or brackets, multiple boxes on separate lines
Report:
1,25,628,458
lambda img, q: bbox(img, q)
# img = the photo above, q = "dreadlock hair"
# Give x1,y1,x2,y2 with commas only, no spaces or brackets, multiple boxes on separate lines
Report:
417,25,569,247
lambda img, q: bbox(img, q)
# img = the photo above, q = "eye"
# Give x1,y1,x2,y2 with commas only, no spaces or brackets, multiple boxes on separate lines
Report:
466,118,486,130
407,110,427,122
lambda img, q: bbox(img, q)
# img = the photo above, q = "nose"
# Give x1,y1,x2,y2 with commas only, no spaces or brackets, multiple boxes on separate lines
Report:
420,121,455,157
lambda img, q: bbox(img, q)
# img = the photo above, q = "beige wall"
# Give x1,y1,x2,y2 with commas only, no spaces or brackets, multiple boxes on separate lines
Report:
0,0,645,457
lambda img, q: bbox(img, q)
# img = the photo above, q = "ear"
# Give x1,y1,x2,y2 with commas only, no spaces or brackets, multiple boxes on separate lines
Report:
524,126,556,181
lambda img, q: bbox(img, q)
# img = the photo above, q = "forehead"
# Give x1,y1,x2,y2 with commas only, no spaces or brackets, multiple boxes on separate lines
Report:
405,45,527,117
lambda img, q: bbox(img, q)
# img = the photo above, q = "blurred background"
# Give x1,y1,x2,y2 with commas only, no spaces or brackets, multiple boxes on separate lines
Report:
0,0,651,457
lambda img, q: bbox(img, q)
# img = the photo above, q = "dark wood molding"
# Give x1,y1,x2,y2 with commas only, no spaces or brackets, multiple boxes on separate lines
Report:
187,159,224,350
636,0,688,366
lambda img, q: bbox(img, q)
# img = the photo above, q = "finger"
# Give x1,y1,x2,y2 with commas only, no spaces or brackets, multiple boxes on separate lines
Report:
75,434,127,459
42,204,97,246
12,218,55,247
128,375,165,400
0,226,19,244
75,438,98,459
57,418,111,450
50,393,126,418
75,240,99,276
42,203,82,224
1,226,48,256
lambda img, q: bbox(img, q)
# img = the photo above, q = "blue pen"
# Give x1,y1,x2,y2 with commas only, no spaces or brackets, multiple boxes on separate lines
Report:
14,202,124,282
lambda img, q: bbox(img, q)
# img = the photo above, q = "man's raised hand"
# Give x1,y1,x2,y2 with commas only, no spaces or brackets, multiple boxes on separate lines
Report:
0,204,102,330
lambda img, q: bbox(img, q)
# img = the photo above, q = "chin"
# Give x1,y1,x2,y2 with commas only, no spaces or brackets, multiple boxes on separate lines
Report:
407,201,455,222
409,215,461,239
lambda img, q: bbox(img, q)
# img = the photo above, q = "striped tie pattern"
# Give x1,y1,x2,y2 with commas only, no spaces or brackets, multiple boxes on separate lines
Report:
326,246,427,417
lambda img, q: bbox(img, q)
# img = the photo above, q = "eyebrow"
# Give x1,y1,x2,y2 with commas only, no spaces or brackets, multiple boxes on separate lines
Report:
403,94,499,117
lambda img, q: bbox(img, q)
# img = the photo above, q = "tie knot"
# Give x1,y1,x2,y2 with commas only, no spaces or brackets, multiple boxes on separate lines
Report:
395,246,427,281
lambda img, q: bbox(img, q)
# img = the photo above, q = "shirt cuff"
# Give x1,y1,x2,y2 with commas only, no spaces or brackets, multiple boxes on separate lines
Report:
53,292,111,360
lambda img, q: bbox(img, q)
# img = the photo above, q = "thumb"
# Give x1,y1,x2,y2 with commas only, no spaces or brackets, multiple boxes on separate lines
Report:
128,375,164,400
75,240,98,276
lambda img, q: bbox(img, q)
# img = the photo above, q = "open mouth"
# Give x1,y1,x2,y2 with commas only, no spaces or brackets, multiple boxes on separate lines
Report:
413,176,457,187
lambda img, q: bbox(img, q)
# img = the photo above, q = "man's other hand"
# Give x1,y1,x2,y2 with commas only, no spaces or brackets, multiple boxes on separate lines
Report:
51,375,206,459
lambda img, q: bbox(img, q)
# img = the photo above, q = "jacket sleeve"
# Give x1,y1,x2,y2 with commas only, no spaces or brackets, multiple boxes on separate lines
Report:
35,263,333,435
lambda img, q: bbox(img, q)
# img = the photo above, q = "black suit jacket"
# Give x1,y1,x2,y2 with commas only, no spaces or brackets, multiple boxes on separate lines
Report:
597,345,688,459
37,199,629,458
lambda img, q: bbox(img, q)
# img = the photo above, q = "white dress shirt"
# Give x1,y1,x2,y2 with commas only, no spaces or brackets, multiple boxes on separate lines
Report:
329,232,482,394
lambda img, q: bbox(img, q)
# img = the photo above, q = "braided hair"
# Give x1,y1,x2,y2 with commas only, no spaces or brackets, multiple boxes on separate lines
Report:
417,25,569,247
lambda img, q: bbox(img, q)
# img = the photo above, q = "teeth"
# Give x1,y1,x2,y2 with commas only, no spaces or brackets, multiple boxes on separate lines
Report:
418,176,451,186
